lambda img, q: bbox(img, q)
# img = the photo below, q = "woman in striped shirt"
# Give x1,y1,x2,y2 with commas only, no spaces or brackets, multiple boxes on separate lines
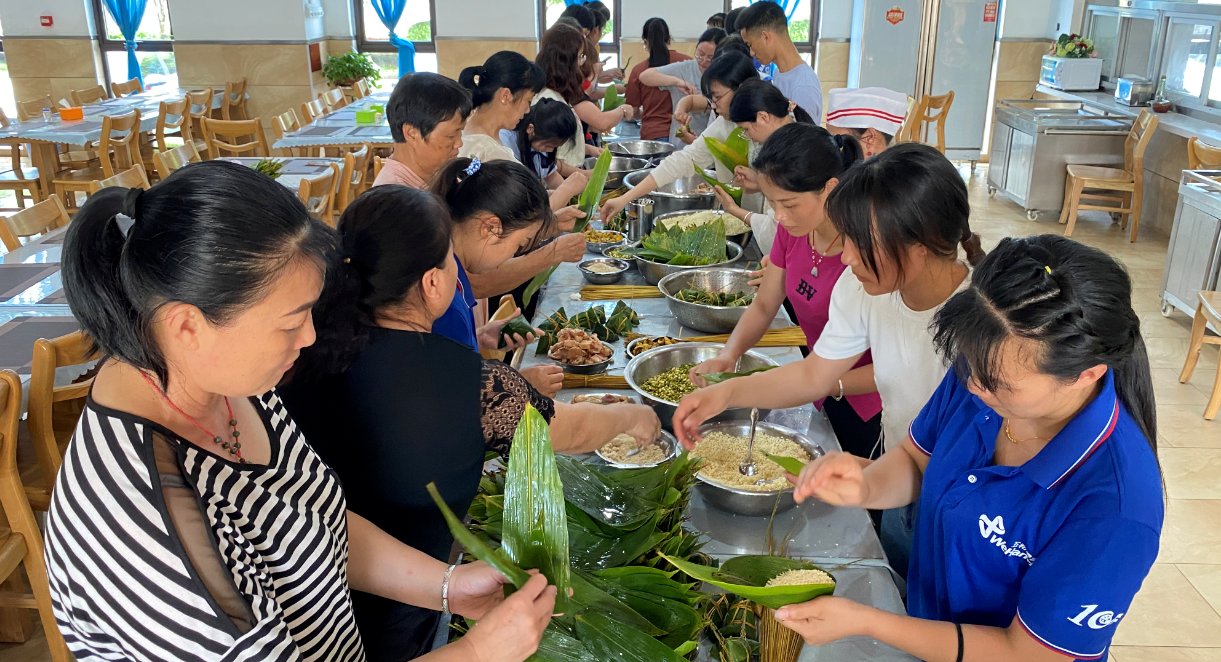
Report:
46,161,556,662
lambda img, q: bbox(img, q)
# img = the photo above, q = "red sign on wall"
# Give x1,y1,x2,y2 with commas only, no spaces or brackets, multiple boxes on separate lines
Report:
40,15,53,27
886,6,905,25
983,1,998,23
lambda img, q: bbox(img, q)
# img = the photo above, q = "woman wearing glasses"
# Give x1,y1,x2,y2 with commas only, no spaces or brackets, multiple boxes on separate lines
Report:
636,27,727,143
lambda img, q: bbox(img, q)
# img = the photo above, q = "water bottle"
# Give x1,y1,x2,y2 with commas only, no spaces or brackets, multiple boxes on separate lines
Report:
42,108,53,123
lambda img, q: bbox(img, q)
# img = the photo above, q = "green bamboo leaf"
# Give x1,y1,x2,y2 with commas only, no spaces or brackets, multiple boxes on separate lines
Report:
425,482,530,588
577,149,615,233
702,365,778,384
556,455,659,528
523,265,557,307
602,85,624,112
726,127,749,162
763,453,806,476
502,405,571,611
498,315,536,349
673,641,699,656
660,554,835,609
574,613,687,662
578,570,702,647
526,623,597,662
569,570,664,636
705,135,749,171
698,169,743,205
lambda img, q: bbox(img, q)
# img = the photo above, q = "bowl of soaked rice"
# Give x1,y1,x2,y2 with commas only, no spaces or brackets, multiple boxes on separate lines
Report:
595,430,679,468
690,421,825,515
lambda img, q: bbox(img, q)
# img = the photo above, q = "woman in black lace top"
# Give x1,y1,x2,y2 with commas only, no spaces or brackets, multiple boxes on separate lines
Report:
281,184,658,662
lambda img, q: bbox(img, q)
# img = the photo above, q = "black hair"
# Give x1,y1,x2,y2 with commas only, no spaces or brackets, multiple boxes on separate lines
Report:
727,79,814,124
513,98,577,161
846,126,895,146
932,235,1158,449
643,17,672,69
560,4,596,32
708,12,726,28
699,27,728,46
585,1,610,30
296,186,453,380
700,51,757,98
713,34,752,60
431,157,553,235
459,51,545,108
753,123,862,193
724,7,744,34
389,72,473,142
735,0,788,36
826,142,984,284
62,161,336,387
556,16,582,30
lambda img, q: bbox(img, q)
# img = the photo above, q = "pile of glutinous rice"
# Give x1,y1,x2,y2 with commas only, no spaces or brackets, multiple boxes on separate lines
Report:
599,433,667,465
765,568,834,587
691,432,811,491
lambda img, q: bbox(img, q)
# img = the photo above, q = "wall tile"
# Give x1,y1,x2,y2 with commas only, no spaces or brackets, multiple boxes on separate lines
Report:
994,81,1037,102
436,40,539,80
817,41,849,82
997,40,1050,82
10,79,53,107
175,44,311,89
242,84,316,128
49,78,107,106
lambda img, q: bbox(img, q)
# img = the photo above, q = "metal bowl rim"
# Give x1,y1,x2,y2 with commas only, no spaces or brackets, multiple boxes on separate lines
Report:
594,429,680,468
624,343,779,407
625,335,685,358
585,155,650,170
608,140,676,154
550,355,613,373
578,258,630,274
691,421,824,496
657,267,756,310
623,168,716,199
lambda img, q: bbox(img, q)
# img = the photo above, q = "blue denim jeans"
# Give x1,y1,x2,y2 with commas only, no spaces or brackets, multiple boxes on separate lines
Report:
880,500,919,586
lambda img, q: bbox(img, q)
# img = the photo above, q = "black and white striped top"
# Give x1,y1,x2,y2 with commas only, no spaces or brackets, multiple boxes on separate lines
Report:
45,391,366,661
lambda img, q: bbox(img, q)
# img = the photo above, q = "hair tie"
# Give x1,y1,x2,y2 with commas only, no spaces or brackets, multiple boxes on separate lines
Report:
463,157,482,177
788,100,796,113
1044,265,1052,275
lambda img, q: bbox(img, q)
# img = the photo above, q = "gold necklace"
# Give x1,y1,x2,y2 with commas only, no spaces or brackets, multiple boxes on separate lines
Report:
1003,419,1048,445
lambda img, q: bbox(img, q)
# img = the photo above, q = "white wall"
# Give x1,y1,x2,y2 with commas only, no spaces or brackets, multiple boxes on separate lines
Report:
166,0,306,41
621,0,723,40
435,0,536,39
1000,0,1055,40
1047,0,1084,39
821,0,853,40
321,0,354,38
0,0,94,37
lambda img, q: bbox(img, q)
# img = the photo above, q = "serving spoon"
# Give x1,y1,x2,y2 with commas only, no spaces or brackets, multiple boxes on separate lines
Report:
739,407,760,476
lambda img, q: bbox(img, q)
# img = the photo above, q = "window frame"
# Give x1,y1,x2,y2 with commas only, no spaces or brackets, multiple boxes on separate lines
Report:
724,0,818,54
91,0,174,87
354,0,438,56
536,0,622,62
1159,11,1221,109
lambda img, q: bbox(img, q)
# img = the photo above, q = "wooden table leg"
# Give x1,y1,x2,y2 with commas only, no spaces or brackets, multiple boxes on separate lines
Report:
30,143,58,207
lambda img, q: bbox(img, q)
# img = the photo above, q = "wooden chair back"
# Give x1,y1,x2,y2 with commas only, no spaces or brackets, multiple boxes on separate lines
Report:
199,117,271,159
320,88,348,112
352,78,371,100
1125,109,1159,177
1188,137,1221,170
88,163,150,193
908,91,954,153
15,97,54,123
27,331,100,513
0,110,33,181
221,78,248,120
480,295,520,361
99,109,143,178
153,142,201,180
155,97,192,150
337,143,372,213
895,95,918,143
298,163,341,225
272,109,302,156
300,98,328,123
373,156,386,180
186,88,214,148
70,85,108,106
111,77,144,98
0,369,73,661
0,194,68,251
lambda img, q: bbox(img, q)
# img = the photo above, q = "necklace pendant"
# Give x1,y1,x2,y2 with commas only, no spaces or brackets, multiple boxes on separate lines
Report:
811,266,818,278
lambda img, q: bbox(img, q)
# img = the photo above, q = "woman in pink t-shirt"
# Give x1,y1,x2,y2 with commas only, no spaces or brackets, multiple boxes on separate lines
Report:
692,123,883,458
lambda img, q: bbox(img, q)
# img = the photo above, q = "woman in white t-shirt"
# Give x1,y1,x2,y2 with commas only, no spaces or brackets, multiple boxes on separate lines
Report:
672,143,984,574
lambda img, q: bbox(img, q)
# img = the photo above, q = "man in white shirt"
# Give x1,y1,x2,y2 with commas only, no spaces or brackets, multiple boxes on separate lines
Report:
735,1,822,123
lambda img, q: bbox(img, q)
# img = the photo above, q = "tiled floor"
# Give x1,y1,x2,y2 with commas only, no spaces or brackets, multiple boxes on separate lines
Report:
0,168,1218,660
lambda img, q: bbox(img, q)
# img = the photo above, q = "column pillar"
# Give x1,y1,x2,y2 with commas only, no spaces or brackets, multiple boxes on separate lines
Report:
0,0,103,111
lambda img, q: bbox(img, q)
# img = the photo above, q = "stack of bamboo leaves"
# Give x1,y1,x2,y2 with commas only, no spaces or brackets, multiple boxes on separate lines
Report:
535,300,641,354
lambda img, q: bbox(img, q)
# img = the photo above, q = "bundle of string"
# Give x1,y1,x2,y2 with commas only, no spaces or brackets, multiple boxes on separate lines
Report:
685,327,807,347
562,373,629,389
758,605,804,662
580,285,662,300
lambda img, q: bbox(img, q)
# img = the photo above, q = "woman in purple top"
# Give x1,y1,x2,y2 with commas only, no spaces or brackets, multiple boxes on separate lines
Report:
692,123,883,458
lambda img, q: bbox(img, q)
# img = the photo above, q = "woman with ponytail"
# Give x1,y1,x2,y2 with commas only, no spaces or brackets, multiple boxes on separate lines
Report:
46,162,558,662
691,124,883,459
673,144,984,571
625,17,692,141
767,234,1161,662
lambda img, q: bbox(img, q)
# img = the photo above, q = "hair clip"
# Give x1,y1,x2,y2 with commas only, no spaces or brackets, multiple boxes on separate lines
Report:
463,157,482,177
788,100,796,113
1044,266,1052,274
113,213,135,239
343,257,351,264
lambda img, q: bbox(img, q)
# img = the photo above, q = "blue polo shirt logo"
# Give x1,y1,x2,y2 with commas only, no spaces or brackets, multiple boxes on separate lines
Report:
1068,605,1125,630
978,514,1004,538
977,513,1036,566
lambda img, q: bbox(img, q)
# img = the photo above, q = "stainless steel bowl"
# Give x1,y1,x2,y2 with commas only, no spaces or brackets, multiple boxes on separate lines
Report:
608,140,676,165
636,241,743,286
626,335,685,358
567,392,638,405
624,169,717,217
577,258,629,285
693,421,826,516
625,342,778,431
602,241,639,270
595,430,680,469
658,268,755,334
583,230,626,255
585,156,649,189
653,209,752,247
553,355,613,375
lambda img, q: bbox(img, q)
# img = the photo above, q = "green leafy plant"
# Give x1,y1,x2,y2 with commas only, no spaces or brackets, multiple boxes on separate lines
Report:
251,159,284,179
1052,33,1095,59
701,365,777,384
406,21,431,41
322,51,382,87
621,217,729,266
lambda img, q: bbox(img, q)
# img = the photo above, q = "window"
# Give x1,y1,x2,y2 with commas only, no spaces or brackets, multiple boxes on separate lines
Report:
1162,18,1217,99
93,0,176,90
0,19,13,118
355,0,438,84
539,0,622,69
726,0,817,53
1088,11,1120,79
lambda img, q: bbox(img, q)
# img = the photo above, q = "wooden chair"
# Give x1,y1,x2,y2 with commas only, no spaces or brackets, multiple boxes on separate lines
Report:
300,97,328,124
14,97,98,172
373,156,386,180
1188,137,1221,170
0,194,69,251
186,88,214,156
87,163,151,193
1181,290,1221,420
1058,109,1159,242
352,78,371,100
52,109,142,212
900,91,954,153
480,295,520,362
337,143,372,213
0,110,41,212
272,109,304,157
15,97,53,123
221,78,248,121
298,163,340,225
153,142,201,180
894,95,917,144
111,77,144,98
0,369,72,661
153,97,192,151
70,84,108,106
320,88,348,112
199,117,272,159
26,331,100,514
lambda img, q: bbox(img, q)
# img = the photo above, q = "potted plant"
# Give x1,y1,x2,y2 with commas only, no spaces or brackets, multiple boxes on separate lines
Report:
1042,33,1102,91
322,52,381,88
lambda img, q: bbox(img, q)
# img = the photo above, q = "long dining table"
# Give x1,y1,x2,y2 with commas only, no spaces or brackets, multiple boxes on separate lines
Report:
272,90,394,152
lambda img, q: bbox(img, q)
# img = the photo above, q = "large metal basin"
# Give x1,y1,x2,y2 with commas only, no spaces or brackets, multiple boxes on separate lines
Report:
624,342,777,431
608,140,676,165
585,156,649,190
624,168,717,217
635,241,742,285
658,268,755,334
693,421,825,516
653,209,751,248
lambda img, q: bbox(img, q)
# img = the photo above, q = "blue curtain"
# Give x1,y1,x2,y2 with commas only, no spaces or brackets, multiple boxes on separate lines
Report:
369,0,417,76
101,0,149,85
564,0,590,5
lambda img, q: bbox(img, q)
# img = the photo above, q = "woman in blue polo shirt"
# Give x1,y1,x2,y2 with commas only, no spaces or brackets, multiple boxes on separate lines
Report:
776,234,1162,662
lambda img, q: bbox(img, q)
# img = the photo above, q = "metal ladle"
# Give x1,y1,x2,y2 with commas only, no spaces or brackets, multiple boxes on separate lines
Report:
739,407,760,476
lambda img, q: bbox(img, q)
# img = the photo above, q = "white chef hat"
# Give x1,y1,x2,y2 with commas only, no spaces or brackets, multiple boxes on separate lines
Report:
825,87,909,137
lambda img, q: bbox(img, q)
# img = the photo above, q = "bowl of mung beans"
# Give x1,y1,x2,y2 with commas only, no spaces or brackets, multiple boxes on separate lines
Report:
624,342,778,431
